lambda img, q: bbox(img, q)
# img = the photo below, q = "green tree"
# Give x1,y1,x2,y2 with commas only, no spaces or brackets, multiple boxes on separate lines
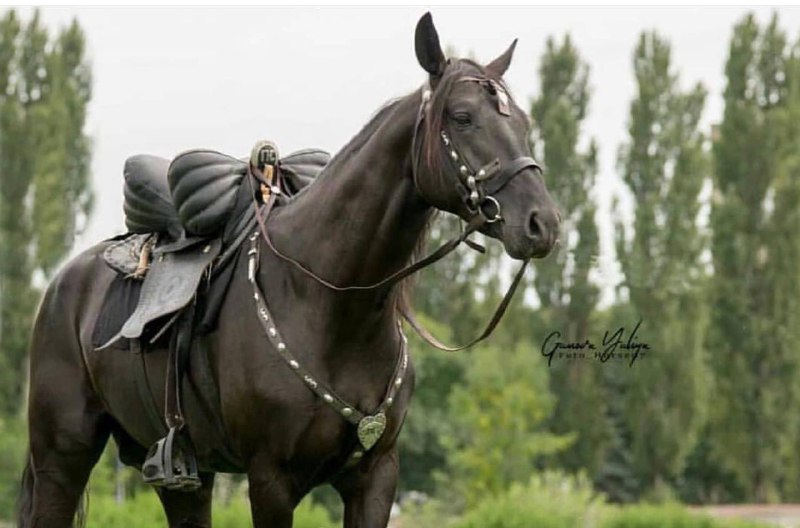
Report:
529,34,605,476
0,9,92,414
397,315,467,495
614,31,710,498
708,13,800,502
443,342,571,504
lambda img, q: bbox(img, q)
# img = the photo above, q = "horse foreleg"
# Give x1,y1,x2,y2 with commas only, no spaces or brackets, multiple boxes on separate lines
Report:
247,455,297,528
333,447,399,528
156,472,215,527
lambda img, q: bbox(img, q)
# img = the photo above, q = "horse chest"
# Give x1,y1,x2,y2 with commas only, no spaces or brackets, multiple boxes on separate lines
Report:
223,338,413,473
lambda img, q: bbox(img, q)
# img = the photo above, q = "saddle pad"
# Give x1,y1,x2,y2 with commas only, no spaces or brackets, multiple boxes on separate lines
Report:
92,274,144,350
105,238,222,344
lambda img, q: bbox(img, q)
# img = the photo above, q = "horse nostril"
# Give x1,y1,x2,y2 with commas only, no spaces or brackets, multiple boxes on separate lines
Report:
527,210,543,240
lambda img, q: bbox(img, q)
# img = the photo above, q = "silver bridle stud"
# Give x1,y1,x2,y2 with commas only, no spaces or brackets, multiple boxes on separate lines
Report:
289,360,299,370
268,327,277,337
342,407,353,417
277,342,286,351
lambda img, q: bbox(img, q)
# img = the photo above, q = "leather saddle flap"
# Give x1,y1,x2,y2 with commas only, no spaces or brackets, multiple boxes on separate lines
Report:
101,238,222,345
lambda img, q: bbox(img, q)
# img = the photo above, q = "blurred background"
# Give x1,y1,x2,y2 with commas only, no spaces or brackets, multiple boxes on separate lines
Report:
1,5,800,527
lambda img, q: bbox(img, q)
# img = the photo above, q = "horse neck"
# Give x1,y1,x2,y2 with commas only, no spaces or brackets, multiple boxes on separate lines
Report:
269,91,431,292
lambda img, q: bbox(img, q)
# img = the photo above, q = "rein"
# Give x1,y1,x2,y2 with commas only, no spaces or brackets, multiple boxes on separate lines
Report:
251,73,538,351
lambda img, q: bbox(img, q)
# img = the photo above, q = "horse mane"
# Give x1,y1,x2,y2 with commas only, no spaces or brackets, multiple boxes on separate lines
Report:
312,60,497,319
317,98,404,178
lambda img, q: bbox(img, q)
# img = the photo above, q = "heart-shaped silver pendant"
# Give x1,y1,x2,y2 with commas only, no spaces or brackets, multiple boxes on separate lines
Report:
357,413,387,451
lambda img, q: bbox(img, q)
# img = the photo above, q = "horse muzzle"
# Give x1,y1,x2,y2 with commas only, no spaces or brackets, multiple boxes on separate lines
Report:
500,205,560,260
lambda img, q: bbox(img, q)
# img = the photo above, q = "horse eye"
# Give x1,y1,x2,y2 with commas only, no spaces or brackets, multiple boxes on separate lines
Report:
452,112,472,127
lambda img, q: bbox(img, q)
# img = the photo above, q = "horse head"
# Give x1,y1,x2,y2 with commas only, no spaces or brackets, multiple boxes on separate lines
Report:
412,13,561,260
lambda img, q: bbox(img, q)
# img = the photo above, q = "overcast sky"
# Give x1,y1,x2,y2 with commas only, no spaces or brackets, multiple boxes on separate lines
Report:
24,6,800,303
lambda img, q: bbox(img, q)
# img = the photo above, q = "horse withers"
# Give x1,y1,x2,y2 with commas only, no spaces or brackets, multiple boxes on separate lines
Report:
18,13,560,528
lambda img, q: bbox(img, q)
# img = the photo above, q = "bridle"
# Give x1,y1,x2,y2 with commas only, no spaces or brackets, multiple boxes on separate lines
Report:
252,69,542,351
411,74,543,228
242,69,544,465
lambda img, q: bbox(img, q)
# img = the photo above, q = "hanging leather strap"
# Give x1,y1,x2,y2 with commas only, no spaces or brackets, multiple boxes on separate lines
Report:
401,258,529,351
256,211,487,292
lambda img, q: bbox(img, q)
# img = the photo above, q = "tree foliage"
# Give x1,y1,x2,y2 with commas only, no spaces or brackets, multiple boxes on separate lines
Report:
530,34,606,477
0,9,91,414
707,13,800,502
614,30,710,496
443,343,570,503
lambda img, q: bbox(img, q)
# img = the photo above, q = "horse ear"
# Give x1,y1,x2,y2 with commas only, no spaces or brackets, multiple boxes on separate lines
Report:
415,12,446,77
486,39,518,77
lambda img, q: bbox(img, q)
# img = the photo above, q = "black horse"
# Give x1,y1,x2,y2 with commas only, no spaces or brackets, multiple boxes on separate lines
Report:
18,13,559,528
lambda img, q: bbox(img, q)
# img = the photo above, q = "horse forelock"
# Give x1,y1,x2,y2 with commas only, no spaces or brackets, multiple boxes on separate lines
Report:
421,59,503,172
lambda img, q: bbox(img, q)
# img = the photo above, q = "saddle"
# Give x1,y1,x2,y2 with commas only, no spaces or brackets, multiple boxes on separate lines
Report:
103,147,329,344
97,143,329,489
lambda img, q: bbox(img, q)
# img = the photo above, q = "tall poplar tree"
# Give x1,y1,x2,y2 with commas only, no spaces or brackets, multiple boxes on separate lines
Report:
529,35,605,475
614,31,710,496
708,14,800,502
0,10,92,414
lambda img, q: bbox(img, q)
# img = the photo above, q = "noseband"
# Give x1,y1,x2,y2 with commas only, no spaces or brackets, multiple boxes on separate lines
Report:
412,75,542,226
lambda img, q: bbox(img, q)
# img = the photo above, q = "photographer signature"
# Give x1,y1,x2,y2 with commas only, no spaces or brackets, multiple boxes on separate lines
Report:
541,319,649,367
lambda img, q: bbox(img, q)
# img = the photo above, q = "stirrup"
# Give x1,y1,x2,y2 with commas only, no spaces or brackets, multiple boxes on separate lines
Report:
142,426,201,491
